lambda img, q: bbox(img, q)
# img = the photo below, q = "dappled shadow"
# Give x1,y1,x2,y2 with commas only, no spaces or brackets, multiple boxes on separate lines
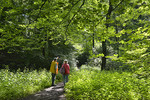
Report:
20,82,66,100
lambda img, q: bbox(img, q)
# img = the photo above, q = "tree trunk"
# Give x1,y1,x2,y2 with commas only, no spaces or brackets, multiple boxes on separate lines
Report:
93,33,94,48
115,24,120,57
101,41,106,70
101,0,113,70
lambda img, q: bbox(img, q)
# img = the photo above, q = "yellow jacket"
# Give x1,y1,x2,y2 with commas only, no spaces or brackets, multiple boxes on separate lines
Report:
50,60,58,74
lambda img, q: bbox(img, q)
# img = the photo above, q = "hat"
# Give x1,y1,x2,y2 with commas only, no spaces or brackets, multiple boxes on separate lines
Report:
64,59,68,62
54,57,57,60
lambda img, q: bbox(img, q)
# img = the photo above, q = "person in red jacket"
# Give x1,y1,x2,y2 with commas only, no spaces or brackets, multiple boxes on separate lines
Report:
61,59,70,86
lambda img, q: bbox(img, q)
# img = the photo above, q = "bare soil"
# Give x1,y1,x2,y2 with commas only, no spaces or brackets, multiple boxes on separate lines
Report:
20,82,66,100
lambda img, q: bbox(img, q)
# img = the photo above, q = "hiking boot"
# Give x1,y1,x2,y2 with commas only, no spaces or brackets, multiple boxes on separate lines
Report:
51,84,56,86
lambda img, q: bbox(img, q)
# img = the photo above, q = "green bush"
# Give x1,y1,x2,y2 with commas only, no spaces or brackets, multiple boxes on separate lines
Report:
65,68,150,100
0,68,62,100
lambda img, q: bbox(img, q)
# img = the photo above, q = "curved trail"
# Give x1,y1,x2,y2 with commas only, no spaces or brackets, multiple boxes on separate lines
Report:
21,82,66,100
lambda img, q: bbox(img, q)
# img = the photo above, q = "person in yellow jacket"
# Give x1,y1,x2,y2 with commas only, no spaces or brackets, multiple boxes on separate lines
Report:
50,57,58,86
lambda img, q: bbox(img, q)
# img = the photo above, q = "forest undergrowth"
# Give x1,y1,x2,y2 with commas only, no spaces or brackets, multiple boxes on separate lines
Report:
65,66,150,100
0,66,150,100
0,68,62,100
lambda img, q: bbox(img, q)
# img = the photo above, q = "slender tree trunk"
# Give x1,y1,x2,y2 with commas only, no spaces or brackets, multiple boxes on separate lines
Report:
92,21,95,53
101,0,113,70
42,47,45,57
92,33,95,54
93,33,94,48
101,41,106,70
115,24,120,57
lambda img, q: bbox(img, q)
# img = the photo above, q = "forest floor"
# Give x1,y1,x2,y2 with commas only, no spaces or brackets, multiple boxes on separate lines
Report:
20,82,66,100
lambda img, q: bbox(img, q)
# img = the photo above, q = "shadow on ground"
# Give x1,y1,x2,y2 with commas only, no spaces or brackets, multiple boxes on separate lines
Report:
20,82,66,100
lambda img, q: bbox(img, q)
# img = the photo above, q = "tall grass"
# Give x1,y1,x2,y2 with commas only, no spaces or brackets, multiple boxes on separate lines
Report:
65,67,150,100
0,68,62,100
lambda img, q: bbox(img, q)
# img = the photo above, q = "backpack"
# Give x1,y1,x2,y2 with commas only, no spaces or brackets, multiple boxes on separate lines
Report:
59,66,65,74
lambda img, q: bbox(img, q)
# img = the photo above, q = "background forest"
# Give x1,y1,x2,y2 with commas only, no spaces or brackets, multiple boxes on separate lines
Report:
0,0,150,99
0,0,150,71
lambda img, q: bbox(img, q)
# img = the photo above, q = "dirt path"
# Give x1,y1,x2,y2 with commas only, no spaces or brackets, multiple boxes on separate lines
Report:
20,82,66,100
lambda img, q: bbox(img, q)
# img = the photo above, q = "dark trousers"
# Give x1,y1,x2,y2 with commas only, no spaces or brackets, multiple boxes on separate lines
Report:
63,74,69,85
52,73,56,85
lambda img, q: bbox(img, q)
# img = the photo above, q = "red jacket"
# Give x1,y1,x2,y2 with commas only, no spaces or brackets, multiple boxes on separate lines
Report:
62,63,70,74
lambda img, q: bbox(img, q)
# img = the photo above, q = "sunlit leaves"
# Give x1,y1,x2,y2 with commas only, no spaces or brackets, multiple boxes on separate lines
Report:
126,48,147,55
106,54,119,60
90,53,104,59
108,26,115,36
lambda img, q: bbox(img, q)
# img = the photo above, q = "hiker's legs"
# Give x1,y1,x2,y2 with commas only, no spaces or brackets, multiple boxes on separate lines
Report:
66,74,69,83
63,74,69,85
63,75,66,85
52,73,56,85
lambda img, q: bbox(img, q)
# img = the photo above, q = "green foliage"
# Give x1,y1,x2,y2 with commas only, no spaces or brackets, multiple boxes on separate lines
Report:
0,68,62,100
65,68,150,100
0,0,150,77
0,0,77,69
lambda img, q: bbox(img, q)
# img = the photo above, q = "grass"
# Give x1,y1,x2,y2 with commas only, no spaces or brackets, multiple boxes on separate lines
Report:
0,68,62,100
65,67,150,100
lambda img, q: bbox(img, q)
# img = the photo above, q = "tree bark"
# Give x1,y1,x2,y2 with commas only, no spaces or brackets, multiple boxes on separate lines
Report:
101,0,113,70
101,41,106,70
115,24,120,57
93,33,95,48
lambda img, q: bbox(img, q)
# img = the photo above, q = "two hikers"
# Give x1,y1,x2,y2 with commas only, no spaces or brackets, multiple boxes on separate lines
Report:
50,58,70,86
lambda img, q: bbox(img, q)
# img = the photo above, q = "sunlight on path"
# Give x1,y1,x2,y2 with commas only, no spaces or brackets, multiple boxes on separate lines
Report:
21,82,66,100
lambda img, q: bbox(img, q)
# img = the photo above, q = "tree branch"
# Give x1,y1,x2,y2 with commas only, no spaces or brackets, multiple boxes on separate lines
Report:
94,15,106,28
95,0,124,28
25,0,48,29
36,0,48,21
65,0,85,37
59,0,81,25
112,0,124,11
53,0,81,36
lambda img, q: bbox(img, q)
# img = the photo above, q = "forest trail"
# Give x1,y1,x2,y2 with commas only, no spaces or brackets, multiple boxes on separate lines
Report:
20,82,66,100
